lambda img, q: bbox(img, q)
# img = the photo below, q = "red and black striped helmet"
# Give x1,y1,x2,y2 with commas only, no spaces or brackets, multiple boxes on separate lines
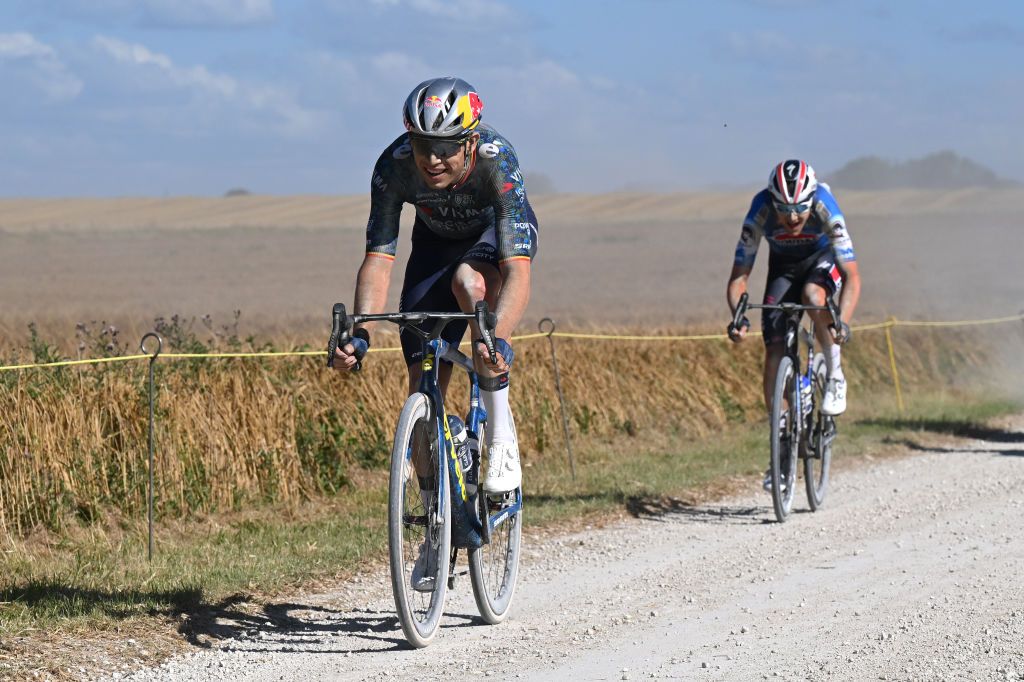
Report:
768,160,818,204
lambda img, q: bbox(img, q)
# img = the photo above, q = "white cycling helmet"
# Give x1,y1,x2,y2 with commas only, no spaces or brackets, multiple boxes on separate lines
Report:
768,159,818,205
403,77,483,138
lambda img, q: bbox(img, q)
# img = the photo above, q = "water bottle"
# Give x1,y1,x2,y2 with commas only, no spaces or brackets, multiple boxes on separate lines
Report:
447,415,473,482
465,429,480,497
799,375,813,416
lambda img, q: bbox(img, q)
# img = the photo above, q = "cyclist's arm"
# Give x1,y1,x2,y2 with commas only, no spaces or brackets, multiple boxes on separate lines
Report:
836,258,861,325
729,214,762,313
727,264,752,313
825,212,858,325
488,140,535,341
495,259,531,340
353,254,394,332
355,152,405,334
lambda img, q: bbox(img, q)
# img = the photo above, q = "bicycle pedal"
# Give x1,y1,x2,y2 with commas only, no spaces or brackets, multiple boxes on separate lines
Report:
487,490,515,505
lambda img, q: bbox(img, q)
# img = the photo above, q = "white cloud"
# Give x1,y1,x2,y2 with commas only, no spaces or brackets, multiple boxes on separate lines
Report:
92,36,320,135
0,32,83,101
406,0,513,21
359,0,513,22
724,30,847,65
29,0,274,28
141,0,274,27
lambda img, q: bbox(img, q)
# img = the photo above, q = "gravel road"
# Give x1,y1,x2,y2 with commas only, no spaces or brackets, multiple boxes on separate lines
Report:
119,419,1024,682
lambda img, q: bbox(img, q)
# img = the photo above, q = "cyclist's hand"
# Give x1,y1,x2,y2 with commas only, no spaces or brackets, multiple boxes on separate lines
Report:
831,321,852,345
727,317,750,343
332,337,368,371
475,337,512,373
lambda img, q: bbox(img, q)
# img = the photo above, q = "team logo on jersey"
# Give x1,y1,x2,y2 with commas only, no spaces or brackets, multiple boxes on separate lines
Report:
393,142,412,159
478,142,502,158
740,226,755,247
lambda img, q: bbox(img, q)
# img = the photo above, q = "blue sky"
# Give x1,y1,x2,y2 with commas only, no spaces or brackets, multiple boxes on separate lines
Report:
1,0,1021,196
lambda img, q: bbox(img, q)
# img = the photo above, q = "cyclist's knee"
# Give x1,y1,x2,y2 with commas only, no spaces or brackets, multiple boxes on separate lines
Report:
802,283,827,307
406,362,422,395
764,342,785,360
452,262,499,305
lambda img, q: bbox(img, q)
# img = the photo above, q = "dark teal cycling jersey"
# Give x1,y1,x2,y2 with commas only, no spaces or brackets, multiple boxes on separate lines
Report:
365,124,537,264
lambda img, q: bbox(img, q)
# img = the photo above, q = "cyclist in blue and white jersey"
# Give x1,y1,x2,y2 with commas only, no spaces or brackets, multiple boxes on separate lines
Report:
726,161,861,477
332,78,536,587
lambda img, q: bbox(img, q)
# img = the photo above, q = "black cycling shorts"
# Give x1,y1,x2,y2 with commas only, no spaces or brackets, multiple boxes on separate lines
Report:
762,249,842,346
399,214,539,365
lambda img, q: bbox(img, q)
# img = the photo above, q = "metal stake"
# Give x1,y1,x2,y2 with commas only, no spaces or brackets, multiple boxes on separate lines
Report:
539,318,576,481
140,332,162,561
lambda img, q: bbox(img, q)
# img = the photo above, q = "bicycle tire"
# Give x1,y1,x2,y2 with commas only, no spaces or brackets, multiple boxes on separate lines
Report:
388,392,451,648
468,416,522,624
804,353,833,510
769,356,798,522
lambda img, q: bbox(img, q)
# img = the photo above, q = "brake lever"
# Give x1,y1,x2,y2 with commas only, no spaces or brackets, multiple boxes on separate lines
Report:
730,292,750,330
327,303,361,371
475,301,497,364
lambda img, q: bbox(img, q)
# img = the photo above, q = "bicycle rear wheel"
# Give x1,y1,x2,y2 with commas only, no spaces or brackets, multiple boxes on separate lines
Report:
468,420,522,624
388,392,451,648
769,356,798,522
804,353,833,510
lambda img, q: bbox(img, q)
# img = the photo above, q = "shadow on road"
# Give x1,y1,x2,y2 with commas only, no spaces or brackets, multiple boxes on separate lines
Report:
885,438,1023,458
860,417,1024,444
625,495,764,524
178,598,482,654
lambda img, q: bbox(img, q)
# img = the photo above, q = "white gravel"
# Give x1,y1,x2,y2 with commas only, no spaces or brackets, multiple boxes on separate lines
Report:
116,419,1024,681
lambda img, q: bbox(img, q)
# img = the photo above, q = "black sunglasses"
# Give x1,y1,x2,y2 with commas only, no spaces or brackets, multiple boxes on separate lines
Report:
409,135,470,160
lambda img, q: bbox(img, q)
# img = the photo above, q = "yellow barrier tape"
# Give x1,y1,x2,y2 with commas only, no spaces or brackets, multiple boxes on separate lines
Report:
547,331,733,341
894,314,1024,328
1,313,1020,372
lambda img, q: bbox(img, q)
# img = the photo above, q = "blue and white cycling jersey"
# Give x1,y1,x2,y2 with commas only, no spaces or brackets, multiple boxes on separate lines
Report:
734,182,856,268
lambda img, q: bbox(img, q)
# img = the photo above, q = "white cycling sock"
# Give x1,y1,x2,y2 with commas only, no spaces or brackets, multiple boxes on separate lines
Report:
481,386,515,445
827,343,844,380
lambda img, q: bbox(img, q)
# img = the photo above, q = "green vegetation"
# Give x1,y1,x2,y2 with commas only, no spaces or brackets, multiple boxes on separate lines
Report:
0,319,1019,677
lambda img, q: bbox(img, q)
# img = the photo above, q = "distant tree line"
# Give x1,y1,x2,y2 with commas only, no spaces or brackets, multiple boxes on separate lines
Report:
828,151,1016,190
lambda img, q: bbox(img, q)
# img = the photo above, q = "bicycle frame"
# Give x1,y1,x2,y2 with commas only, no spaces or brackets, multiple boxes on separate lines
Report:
418,335,526,540
732,292,841,438
327,304,523,541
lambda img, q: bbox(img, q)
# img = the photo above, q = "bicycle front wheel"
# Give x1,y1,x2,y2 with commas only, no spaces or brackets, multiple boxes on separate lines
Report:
770,356,798,522
468,421,522,623
804,353,833,510
388,392,451,648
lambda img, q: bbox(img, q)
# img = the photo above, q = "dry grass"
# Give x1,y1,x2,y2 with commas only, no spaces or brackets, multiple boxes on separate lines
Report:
0,318,999,542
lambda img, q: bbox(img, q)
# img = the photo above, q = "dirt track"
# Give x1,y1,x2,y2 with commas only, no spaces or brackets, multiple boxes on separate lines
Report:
2,188,1021,342
118,418,1024,681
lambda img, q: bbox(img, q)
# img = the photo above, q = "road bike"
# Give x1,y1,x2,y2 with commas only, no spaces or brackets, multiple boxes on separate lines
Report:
327,301,523,647
731,292,842,522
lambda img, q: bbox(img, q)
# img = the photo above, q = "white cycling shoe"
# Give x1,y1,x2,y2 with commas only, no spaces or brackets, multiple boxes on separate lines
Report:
762,469,788,493
483,441,522,493
821,376,848,416
410,540,437,593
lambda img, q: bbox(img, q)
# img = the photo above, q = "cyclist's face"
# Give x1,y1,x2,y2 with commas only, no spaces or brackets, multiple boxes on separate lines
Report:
411,133,478,189
775,204,811,231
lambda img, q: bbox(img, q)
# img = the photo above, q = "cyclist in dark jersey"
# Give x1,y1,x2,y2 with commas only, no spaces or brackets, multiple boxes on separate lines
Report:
726,161,861,487
332,77,536,511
